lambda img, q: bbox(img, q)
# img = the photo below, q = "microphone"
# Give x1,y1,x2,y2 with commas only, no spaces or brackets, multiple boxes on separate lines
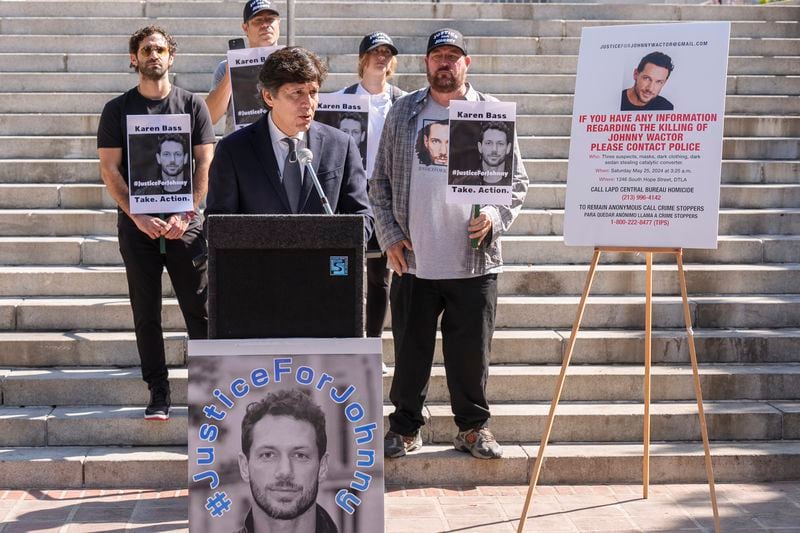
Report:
297,148,333,215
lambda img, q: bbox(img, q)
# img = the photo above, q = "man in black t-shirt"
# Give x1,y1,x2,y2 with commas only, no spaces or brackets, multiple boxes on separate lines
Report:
620,51,675,112
97,26,216,421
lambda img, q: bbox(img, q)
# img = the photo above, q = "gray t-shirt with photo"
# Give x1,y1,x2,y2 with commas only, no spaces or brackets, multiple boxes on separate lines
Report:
211,59,236,135
408,98,477,280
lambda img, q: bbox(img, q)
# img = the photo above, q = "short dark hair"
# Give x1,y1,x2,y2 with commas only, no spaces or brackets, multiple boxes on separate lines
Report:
241,388,327,459
128,26,177,72
157,133,186,152
258,47,329,95
480,121,511,143
338,112,364,129
637,51,674,78
415,119,448,165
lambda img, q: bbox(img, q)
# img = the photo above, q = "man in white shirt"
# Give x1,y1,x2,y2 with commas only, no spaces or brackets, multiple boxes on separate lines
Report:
341,32,407,370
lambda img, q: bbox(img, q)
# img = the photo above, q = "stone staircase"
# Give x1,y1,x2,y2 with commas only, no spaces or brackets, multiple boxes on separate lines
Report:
0,0,799,488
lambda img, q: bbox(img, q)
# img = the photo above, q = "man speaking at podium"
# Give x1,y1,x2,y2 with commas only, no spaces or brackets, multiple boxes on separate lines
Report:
206,47,373,241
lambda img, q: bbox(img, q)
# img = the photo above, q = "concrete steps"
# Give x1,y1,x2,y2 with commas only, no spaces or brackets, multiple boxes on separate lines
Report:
2,181,800,210
0,266,172,297
0,234,797,267
421,401,800,443
387,364,800,403
0,236,117,265
6,113,800,137
517,136,800,160
0,446,187,489
0,209,116,236
0,294,799,330
2,93,796,116
384,441,800,486
1,17,797,39
3,72,797,96
1,158,797,185
0,0,797,489
494,294,800,329
0,330,185,367
2,364,799,406
0,406,187,446
1,35,797,57
6,135,800,160
1,263,800,296
1,2,798,21
0,2,796,20
1,326,799,368
524,183,800,209
383,328,800,365
0,184,115,209
4,53,800,77
508,208,800,237
0,401,795,448
501,235,800,264
3,207,800,239
3,440,800,488
1,368,188,406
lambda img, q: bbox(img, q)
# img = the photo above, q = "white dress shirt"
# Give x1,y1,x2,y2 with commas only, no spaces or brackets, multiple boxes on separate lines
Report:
267,112,308,178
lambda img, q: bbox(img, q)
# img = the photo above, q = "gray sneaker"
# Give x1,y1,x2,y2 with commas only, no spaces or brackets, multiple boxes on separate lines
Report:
454,427,503,459
384,430,422,458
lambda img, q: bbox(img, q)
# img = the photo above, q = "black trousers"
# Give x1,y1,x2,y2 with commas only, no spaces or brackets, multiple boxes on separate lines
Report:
388,273,497,435
118,215,208,388
366,254,390,338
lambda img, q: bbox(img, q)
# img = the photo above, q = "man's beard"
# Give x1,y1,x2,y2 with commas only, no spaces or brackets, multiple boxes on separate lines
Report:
482,154,505,167
139,61,168,81
161,165,184,179
250,478,318,520
427,66,462,92
634,87,654,104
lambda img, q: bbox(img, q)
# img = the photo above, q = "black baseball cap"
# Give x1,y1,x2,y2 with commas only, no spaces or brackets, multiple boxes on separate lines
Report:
359,32,398,56
243,0,279,23
426,28,467,56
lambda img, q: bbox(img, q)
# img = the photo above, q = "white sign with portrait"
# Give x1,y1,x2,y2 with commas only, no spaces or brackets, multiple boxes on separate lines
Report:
315,93,372,173
563,22,730,249
126,113,193,214
228,46,283,130
446,100,517,206
188,338,383,533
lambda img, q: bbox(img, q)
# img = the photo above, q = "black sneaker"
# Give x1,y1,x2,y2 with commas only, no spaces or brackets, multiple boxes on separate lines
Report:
144,383,171,421
384,430,422,458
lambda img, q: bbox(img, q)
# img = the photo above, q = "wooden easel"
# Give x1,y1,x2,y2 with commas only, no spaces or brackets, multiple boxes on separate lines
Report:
517,247,721,533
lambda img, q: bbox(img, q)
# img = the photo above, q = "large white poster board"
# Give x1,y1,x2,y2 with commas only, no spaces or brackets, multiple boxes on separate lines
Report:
563,22,730,249
127,113,193,214
315,93,371,172
188,338,383,533
446,100,517,206
228,46,282,130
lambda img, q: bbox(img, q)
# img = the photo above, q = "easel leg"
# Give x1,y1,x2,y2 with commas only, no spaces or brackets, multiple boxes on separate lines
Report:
643,252,653,499
517,249,602,533
676,251,721,533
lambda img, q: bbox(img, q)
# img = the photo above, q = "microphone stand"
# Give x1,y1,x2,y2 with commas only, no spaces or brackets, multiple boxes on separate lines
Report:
297,148,334,215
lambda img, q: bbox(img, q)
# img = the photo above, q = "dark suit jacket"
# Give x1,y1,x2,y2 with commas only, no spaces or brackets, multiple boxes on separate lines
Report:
206,115,373,239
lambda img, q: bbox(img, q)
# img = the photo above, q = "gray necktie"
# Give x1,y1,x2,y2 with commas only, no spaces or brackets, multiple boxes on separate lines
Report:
282,137,302,213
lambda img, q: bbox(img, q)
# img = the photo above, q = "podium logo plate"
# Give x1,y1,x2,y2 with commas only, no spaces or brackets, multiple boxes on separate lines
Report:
330,256,349,276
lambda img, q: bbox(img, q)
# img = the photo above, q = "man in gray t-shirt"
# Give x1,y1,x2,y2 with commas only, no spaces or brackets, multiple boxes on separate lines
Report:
206,0,281,134
369,29,529,461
